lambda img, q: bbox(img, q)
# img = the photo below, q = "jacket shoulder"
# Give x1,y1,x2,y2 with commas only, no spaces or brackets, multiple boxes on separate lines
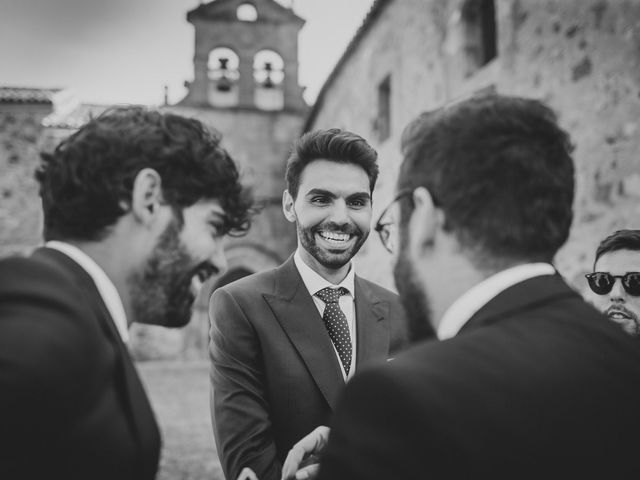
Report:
0,254,79,297
215,265,279,297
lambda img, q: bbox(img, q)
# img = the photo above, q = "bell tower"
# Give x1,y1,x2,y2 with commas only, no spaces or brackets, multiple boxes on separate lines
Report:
180,0,306,112
171,0,307,354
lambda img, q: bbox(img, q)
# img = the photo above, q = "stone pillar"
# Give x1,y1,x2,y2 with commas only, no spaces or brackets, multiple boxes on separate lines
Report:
237,53,255,108
191,55,209,105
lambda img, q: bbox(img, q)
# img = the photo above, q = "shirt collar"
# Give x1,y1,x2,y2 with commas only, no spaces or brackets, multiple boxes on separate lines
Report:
293,249,355,298
45,241,129,343
437,262,556,340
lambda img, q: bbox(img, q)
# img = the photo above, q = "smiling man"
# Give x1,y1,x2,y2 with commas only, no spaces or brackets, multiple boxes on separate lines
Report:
0,106,252,480
209,128,406,480
586,229,640,337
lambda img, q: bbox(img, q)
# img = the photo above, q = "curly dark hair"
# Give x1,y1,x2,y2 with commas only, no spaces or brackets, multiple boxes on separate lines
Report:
594,230,640,268
37,106,253,241
399,94,575,266
285,128,379,199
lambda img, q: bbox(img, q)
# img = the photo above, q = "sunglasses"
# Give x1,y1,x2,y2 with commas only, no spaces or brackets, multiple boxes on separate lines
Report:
585,272,640,296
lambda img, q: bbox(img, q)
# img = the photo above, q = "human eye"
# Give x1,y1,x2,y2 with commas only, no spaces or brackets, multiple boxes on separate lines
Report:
310,195,331,205
348,196,370,208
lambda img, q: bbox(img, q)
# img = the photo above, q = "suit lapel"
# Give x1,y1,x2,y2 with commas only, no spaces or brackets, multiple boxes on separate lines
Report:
460,274,580,334
264,256,345,410
354,276,389,368
33,248,160,477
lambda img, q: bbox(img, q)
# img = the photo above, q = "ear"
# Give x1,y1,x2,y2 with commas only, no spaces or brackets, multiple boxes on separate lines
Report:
130,168,164,226
282,190,297,223
409,187,445,252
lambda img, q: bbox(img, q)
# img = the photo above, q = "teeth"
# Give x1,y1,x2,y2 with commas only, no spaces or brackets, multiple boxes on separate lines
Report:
319,231,350,242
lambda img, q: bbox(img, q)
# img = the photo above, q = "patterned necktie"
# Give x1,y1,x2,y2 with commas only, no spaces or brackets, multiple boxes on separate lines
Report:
315,286,352,376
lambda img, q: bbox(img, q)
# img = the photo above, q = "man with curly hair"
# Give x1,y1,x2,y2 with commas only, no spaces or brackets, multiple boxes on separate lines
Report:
0,106,252,480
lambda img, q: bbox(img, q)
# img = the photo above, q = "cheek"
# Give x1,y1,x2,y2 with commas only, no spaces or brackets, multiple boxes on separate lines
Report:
180,230,214,261
351,210,372,231
627,297,640,314
589,292,609,309
296,208,326,228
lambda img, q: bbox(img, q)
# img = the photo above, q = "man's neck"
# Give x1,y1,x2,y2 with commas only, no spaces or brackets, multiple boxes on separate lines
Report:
297,248,352,285
66,239,136,326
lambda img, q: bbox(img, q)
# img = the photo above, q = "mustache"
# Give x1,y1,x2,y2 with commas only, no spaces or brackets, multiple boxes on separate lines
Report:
605,304,639,321
313,221,361,236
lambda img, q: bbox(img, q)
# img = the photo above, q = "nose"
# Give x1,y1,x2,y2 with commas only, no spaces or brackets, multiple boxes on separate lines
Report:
610,278,626,301
328,199,350,225
210,239,228,276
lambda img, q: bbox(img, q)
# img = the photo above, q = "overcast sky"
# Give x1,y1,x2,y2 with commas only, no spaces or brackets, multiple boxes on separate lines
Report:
0,0,374,105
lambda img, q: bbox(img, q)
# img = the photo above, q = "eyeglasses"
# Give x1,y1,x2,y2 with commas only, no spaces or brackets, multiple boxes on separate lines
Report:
374,189,414,253
585,272,640,296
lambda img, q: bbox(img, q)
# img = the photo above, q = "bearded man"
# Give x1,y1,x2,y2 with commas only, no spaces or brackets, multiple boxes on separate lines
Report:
209,128,406,480
586,229,640,337
0,106,252,480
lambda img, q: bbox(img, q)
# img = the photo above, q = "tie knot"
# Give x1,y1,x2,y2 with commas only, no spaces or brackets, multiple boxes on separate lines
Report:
315,287,348,304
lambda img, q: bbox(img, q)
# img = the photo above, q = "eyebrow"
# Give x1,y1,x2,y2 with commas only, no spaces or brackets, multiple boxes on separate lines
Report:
305,188,371,200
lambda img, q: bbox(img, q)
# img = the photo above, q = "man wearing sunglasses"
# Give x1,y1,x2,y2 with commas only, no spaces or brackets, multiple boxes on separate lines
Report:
282,95,640,480
586,229,640,337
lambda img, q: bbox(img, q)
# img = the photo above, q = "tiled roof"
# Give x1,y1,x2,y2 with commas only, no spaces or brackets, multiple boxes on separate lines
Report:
303,0,392,131
0,86,63,104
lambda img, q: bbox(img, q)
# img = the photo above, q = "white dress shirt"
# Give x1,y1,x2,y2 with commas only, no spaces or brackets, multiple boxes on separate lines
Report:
437,263,557,340
45,241,129,343
294,249,357,381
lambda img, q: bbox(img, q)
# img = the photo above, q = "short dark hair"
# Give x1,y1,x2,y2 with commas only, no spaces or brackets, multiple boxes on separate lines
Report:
285,128,379,199
37,106,252,241
594,230,640,268
399,94,575,266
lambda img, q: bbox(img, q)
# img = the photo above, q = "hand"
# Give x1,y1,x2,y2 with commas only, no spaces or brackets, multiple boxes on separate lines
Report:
281,426,330,480
237,467,259,480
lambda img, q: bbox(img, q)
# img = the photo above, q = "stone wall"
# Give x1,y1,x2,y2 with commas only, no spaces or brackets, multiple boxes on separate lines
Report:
0,104,51,257
307,0,640,293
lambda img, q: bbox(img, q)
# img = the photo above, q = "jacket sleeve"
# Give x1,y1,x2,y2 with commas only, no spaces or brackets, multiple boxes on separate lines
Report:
209,287,282,480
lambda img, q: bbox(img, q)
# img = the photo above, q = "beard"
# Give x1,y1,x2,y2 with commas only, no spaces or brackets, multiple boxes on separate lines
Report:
297,220,369,270
605,303,640,337
128,218,202,328
393,237,436,343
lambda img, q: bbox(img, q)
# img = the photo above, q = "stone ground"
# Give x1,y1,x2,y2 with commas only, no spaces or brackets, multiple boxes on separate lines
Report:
137,360,225,480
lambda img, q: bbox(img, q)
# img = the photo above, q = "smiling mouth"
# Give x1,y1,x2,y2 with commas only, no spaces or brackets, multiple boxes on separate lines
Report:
318,231,352,246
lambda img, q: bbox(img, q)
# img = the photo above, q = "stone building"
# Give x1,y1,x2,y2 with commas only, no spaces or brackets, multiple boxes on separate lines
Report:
305,0,640,291
0,87,79,257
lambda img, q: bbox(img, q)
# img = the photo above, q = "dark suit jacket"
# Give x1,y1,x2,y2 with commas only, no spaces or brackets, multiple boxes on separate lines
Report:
209,255,406,480
318,274,640,479
0,248,160,480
